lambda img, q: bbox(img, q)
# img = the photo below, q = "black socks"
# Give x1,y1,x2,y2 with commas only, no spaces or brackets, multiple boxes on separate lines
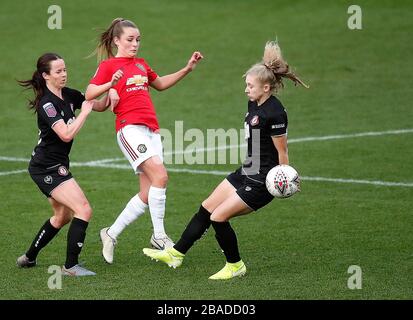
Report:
26,219,60,261
174,205,211,254
211,220,241,263
65,217,88,269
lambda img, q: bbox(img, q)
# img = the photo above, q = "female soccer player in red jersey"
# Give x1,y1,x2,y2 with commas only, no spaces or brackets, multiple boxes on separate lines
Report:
85,18,203,264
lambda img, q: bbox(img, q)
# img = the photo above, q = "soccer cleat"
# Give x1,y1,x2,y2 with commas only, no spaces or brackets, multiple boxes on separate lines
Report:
208,261,247,280
142,247,184,269
62,264,96,276
16,254,36,268
150,234,174,250
100,227,117,264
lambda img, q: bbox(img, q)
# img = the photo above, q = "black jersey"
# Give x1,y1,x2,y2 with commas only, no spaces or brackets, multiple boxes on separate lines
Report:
30,87,85,168
242,95,288,176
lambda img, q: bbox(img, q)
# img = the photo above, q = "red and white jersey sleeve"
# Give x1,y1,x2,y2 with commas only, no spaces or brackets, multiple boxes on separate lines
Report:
90,60,113,85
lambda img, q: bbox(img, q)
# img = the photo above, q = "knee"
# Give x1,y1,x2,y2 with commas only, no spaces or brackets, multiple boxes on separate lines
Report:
77,202,93,221
210,212,226,223
153,172,168,188
51,215,71,228
201,199,215,214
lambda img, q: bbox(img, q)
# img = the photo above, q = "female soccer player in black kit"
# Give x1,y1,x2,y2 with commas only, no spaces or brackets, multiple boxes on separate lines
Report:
143,41,308,280
17,53,109,276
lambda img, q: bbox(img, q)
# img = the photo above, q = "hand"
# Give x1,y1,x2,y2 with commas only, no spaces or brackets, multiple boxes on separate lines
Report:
108,88,120,112
111,69,124,86
81,100,94,115
186,51,203,72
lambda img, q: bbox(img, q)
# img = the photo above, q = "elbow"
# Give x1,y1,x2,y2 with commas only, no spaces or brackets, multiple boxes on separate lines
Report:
60,136,73,143
59,132,73,143
85,91,93,100
85,86,96,100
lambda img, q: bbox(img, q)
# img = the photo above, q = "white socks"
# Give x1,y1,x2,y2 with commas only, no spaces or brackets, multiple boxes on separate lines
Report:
148,186,167,238
108,194,148,239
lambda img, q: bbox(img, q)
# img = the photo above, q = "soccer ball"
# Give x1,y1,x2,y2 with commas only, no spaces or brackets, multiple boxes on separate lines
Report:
265,164,301,198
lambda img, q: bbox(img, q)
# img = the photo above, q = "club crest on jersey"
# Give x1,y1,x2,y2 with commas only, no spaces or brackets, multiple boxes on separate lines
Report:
136,63,146,72
58,166,68,176
126,75,148,86
250,115,259,126
42,103,57,118
44,175,53,184
137,144,147,153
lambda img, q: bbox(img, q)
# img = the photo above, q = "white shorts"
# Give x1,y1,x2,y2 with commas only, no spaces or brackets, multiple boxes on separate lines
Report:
117,125,164,174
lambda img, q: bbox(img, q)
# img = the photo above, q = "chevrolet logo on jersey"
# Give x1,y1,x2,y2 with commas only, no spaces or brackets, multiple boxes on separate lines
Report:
126,75,148,86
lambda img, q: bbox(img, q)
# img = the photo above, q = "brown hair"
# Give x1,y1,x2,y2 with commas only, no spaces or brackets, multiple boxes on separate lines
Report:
18,53,62,110
92,18,138,62
245,40,309,93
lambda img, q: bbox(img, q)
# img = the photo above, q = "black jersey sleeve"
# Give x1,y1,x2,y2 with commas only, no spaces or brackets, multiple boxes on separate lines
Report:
38,101,64,128
268,110,288,136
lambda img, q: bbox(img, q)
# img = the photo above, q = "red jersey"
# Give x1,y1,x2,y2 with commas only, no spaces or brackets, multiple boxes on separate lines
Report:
90,57,159,132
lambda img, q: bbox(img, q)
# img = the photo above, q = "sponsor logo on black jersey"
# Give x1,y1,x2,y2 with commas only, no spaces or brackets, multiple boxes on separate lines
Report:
272,123,285,129
58,166,68,176
44,175,53,184
43,102,57,118
250,115,259,126
137,144,147,153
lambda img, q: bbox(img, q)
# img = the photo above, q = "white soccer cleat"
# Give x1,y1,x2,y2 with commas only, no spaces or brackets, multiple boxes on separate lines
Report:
150,234,174,250
62,264,96,276
100,227,117,264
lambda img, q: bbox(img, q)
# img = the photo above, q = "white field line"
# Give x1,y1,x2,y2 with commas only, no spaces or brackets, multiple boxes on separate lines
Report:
2,128,413,164
0,169,27,176
1,128,413,187
2,161,412,188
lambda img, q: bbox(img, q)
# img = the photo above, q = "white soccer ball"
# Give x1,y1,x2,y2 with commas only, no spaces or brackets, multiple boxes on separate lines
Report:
265,164,301,198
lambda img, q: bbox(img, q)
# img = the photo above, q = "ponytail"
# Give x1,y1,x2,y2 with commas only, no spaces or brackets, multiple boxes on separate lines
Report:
262,41,309,89
91,18,138,62
245,40,309,94
18,53,62,111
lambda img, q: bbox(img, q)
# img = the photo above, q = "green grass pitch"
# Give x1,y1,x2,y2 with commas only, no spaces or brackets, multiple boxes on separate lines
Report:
0,0,412,299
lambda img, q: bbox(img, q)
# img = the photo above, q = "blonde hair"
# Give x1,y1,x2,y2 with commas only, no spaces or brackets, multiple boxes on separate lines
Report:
91,18,138,62
245,40,309,93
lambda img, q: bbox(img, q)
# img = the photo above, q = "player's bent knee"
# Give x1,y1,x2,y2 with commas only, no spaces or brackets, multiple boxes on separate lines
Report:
201,200,215,213
77,202,93,221
153,172,168,188
209,212,227,223
51,215,71,228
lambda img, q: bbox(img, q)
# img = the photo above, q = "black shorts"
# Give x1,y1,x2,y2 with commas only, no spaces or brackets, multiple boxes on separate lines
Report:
226,167,274,211
28,163,73,198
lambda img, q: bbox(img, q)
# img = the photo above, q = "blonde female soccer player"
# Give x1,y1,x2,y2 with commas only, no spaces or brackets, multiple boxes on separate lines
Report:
143,40,307,280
